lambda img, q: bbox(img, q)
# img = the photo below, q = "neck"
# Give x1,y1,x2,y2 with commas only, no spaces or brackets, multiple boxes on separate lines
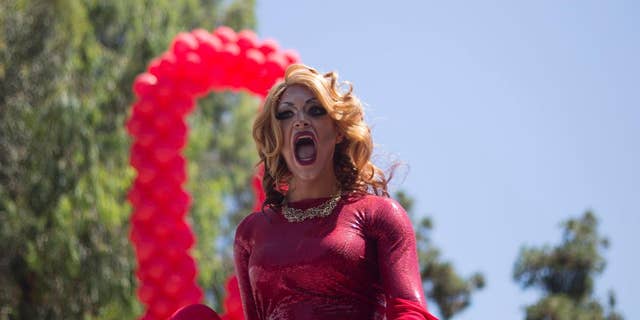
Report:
287,175,339,202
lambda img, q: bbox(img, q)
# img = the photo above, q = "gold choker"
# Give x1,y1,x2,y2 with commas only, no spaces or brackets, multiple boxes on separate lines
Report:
282,192,342,222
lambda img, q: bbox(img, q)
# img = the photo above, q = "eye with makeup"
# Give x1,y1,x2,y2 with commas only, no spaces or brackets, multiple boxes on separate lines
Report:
275,109,294,120
307,105,327,117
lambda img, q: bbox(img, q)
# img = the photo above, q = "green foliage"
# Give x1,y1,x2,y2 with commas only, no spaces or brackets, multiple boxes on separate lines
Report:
395,191,485,319
513,212,624,320
186,92,259,308
1,0,257,319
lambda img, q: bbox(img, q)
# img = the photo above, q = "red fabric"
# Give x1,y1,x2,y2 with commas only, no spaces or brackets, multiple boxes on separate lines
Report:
169,304,221,320
234,193,438,319
387,297,439,320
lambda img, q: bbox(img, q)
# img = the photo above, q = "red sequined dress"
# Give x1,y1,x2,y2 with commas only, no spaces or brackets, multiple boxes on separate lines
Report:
234,193,438,320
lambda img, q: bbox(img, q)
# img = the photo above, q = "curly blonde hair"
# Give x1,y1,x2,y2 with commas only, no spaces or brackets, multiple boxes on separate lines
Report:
253,64,390,208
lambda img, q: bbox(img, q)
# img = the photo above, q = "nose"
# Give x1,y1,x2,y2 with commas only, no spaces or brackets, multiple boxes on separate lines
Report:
293,113,310,128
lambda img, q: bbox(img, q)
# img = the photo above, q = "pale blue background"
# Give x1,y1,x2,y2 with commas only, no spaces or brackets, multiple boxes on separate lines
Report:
256,1,639,319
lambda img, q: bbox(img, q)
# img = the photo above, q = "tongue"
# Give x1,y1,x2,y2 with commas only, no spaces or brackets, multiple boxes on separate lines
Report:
296,144,315,160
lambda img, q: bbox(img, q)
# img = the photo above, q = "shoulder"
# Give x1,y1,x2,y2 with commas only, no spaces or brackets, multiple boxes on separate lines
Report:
347,193,406,216
349,194,413,236
234,211,264,254
235,210,266,241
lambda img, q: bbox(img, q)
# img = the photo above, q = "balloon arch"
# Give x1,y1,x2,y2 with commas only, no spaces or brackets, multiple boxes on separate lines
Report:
126,26,298,319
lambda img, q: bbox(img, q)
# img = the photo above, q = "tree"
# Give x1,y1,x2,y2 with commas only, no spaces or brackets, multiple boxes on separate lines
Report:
0,0,257,318
395,191,485,319
513,211,624,320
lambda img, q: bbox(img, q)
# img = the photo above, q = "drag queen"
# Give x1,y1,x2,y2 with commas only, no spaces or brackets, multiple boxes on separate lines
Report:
232,64,438,320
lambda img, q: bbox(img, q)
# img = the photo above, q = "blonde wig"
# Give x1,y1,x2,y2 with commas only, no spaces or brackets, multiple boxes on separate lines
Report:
253,64,390,208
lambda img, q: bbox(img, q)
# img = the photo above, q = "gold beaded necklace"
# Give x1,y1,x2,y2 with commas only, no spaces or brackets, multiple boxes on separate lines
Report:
282,192,342,223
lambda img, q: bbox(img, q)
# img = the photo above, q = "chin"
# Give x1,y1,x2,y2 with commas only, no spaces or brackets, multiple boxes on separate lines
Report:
294,171,324,182
287,160,335,184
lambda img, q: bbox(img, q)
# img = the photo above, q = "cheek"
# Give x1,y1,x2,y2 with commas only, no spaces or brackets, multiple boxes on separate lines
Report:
278,121,292,144
319,121,339,142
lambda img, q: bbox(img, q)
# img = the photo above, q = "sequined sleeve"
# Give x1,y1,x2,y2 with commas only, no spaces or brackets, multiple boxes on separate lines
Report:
233,213,260,320
368,198,438,320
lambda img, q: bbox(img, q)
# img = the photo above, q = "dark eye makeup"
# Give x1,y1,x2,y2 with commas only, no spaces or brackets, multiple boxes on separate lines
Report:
275,110,294,120
275,104,327,120
308,105,327,117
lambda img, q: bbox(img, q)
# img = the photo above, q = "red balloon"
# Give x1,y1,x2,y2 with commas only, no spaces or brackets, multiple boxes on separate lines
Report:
177,285,204,307
172,32,199,60
152,214,181,239
134,239,157,263
283,49,301,65
130,217,156,243
139,312,155,320
148,180,173,199
163,94,195,115
150,296,176,319
265,52,288,79
244,48,266,74
156,53,180,80
163,273,188,296
137,124,158,148
165,188,191,219
125,106,154,137
183,52,203,79
153,137,187,160
169,220,195,250
259,38,279,56
154,155,187,185
147,56,164,78
127,185,145,208
219,42,241,69
136,281,157,304
130,142,153,170
191,28,214,46
153,147,177,164
134,97,156,116
129,229,141,247
132,199,157,223
169,156,187,184
194,30,224,87
133,73,158,97
223,275,242,313
149,66,180,98
137,163,157,184
145,255,169,281
213,26,237,44
164,242,184,262
237,29,259,51
152,113,172,133
130,219,156,244
152,127,187,161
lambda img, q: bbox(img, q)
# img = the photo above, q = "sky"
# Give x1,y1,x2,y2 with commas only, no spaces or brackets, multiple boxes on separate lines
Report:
256,1,639,319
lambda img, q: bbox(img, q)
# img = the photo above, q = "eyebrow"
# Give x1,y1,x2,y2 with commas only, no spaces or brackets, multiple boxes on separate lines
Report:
278,98,319,108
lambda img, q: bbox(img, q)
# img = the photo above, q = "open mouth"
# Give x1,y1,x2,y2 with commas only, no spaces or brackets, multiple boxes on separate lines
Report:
293,132,317,165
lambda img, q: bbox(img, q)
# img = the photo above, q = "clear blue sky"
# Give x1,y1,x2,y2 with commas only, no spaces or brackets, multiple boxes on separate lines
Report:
256,1,639,319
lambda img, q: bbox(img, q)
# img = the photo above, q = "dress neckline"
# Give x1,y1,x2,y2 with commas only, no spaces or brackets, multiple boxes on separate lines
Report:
285,196,334,210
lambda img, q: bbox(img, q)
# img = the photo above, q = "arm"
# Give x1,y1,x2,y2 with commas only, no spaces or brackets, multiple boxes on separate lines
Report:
233,214,260,320
370,198,438,320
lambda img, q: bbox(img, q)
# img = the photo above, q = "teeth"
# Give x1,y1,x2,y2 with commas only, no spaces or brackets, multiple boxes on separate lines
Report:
296,135,313,141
